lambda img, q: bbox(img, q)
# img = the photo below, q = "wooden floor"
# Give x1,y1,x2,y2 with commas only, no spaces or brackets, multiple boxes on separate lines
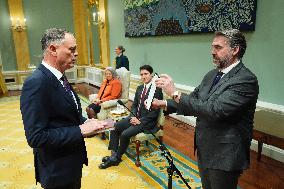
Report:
3,83,284,189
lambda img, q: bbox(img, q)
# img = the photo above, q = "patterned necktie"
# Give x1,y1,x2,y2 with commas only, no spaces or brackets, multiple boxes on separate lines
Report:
209,71,224,92
137,86,147,117
212,71,224,86
60,75,72,97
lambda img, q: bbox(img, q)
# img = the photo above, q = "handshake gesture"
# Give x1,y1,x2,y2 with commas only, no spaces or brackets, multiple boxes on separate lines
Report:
79,119,114,138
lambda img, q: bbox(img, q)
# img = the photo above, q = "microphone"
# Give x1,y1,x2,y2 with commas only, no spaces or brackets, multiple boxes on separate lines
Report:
117,100,137,118
117,99,166,149
118,99,189,188
117,99,124,106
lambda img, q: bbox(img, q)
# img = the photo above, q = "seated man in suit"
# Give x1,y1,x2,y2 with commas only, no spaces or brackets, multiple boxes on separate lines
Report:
99,65,163,169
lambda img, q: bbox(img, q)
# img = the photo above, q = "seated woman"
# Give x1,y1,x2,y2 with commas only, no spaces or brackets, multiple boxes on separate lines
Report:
86,67,122,119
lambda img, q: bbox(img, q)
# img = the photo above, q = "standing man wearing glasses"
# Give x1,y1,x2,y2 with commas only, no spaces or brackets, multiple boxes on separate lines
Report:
20,28,106,189
153,29,259,189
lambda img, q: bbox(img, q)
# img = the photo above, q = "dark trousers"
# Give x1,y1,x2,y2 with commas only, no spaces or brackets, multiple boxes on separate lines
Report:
44,179,81,189
198,166,241,189
108,117,144,158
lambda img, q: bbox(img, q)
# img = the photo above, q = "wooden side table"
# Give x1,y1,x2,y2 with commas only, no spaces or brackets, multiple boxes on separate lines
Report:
105,112,129,140
253,110,284,161
108,112,129,122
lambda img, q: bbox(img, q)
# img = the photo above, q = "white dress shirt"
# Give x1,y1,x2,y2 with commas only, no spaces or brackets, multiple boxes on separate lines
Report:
220,60,240,78
41,61,78,109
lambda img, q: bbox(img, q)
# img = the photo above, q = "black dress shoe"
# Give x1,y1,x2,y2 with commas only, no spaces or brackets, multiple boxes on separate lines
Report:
98,158,121,169
102,156,110,162
100,133,106,140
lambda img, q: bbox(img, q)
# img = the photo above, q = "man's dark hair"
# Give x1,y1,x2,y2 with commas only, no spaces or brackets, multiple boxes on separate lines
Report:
40,28,68,54
139,65,153,74
215,29,247,59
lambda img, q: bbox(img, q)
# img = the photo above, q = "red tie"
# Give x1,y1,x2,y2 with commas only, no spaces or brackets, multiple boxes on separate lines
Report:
137,86,147,117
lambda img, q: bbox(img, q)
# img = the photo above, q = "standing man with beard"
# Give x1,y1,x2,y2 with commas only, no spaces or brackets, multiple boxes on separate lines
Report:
20,28,106,189
152,29,259,189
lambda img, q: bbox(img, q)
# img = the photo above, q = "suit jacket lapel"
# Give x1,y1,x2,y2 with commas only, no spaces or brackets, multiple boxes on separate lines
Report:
38,64,79,112
204,70,218,95
206,62,244,98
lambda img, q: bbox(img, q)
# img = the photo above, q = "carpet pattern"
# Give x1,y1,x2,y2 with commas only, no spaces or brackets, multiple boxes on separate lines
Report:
0,96,202,188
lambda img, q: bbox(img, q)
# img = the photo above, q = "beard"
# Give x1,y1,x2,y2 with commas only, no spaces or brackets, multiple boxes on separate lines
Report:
212,54,232,69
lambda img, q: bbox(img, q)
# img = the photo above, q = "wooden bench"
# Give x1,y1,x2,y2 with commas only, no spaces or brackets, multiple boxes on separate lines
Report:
253,110,284,161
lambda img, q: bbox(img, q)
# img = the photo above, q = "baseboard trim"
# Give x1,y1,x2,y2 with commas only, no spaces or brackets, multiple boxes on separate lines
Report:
7,85,22,90
250,140,284,163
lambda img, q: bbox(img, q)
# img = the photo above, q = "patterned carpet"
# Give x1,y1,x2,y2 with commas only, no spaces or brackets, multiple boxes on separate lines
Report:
0,95,202,189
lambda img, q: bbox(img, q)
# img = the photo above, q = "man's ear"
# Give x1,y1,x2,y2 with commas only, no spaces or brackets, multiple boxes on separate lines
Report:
49,44,57,56
232,46,240,56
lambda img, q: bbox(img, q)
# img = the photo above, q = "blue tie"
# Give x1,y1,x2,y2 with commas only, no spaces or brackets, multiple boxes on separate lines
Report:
212,71,224,86
210,71,224,92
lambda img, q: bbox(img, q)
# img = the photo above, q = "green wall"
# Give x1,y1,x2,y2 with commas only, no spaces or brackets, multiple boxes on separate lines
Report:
0,0,74,70
0,0,100,69
22,0,74,67
107,0,284,106
0,0,17,71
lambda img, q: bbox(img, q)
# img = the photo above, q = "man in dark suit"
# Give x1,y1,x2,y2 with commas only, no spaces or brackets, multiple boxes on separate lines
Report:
99,65,163,169
20,28,106,189
153,29,259,189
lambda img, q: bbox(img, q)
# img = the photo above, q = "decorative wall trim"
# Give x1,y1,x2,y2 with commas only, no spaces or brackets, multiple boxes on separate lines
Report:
3,69,33,90
2,66,103,89
84,66,103,87
250,140,284,163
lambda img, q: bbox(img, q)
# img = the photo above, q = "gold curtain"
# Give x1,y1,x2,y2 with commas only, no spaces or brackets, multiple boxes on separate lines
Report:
8,0,30,71
0,65,8,95
72,0,89,66
98,0,110,68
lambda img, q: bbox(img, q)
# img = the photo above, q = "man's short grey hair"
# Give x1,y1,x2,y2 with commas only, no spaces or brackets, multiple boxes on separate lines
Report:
215,29,247,59
105,67,119,79
40,28,70,54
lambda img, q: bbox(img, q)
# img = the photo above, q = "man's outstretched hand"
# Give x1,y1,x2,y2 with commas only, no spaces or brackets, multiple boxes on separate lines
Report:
151,98,167,109
155,74,176,97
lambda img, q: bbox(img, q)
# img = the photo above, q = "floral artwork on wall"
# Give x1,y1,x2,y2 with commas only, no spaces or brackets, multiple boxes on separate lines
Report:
124,0,257,37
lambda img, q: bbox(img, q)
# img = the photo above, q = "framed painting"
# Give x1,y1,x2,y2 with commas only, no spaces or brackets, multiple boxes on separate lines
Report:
124,0,257,37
